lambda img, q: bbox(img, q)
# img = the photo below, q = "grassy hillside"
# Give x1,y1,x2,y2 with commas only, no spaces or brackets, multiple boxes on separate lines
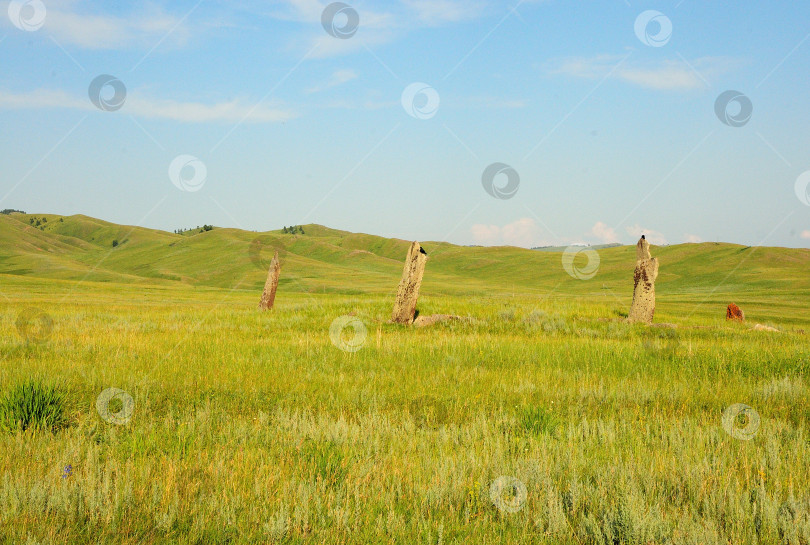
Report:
1,213,810,543
1,279,809,543
2,212,810,324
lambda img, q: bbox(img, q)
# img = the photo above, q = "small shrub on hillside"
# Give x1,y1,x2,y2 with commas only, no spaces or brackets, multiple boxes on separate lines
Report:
518,405,558,436
762,376,806,399
541,316,571,335
0,380,70,433
606,322,631,339
497,308,517,322
522,309,547,324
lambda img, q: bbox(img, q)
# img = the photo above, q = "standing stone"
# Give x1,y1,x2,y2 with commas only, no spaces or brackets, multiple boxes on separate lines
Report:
391,241,428,324
258,251,281,311
726,303,745,322
628,236,659,324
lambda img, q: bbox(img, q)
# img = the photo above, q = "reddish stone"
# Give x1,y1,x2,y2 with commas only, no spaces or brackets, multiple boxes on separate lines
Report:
726,303,745,322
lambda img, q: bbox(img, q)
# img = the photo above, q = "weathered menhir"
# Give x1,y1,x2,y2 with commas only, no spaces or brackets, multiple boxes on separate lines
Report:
258,251,281,311
628,235,659,324
391,241,428,324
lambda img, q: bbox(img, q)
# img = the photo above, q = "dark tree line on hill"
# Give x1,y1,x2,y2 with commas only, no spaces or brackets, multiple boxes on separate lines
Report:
26,216,62,230
282,225,305,235
174,225,214,235
1,209,25,215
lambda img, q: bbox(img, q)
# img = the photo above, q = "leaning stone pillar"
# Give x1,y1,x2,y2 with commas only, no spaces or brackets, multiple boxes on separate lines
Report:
391,242,428,324
258,251,281,311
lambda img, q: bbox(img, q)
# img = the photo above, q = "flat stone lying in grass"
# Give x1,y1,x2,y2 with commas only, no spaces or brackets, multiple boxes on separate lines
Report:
628,236,659,324
412,314,471,328
391,241,428,324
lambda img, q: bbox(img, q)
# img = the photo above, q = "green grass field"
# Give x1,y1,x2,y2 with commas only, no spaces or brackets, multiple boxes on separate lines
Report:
1,212,809,544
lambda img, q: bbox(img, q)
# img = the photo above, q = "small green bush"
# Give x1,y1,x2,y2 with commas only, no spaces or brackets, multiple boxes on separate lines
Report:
518,405,558,436
0,380,70,433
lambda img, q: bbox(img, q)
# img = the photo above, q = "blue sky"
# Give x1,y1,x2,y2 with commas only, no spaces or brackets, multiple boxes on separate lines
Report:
1,0,809,248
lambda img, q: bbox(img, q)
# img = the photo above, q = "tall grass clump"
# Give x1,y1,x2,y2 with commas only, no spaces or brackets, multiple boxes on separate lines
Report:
0,380,70,433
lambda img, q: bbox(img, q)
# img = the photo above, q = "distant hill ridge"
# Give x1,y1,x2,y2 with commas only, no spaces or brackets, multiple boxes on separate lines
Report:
1,212,809,298
532,243,623,252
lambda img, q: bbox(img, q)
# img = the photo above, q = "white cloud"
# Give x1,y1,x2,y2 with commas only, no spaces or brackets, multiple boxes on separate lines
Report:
270,0,492,58
470,223,501,245
625,224,667,245
801,230,810,240
470,218,547,248
126,95,293,123
266,0,397,58
0,88,295,123
296,28,393,59
306,69,358,94
553,55,736,91
553,54,620,79
619,65,705,90
271,0,329,21
590,221,620,244
685,234,703,243
0,2,196,50
402,0,486,24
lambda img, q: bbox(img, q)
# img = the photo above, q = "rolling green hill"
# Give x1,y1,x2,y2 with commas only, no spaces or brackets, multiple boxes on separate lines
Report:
2,212,809,309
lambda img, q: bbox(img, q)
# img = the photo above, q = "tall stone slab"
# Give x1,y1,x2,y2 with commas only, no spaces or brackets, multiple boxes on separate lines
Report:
258,251,281,311
628,236,659,324
391,242,428,324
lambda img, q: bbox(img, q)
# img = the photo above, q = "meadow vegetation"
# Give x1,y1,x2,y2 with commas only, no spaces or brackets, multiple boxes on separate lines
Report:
0,214,808,543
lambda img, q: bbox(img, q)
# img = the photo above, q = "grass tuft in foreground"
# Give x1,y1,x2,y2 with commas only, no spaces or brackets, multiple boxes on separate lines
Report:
0,380,71,433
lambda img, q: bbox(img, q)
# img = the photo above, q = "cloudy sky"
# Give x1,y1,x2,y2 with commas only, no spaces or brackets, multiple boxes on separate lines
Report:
1,0,809,247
